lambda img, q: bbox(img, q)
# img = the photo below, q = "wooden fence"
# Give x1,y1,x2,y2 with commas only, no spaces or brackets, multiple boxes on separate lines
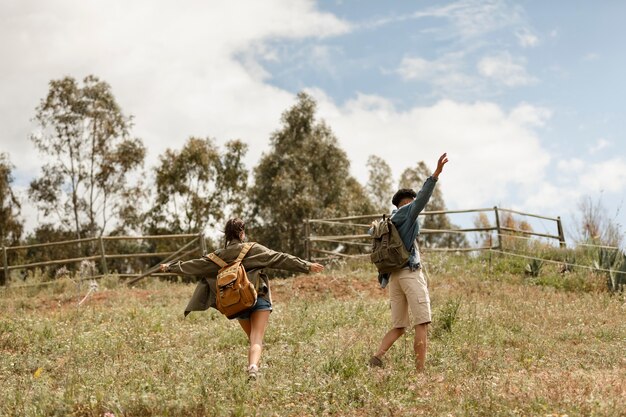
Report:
1,206,567,285
1,232,206,286
304,206,565,261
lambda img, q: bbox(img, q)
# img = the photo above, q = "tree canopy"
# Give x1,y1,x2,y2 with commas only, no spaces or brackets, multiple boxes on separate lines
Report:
366,155,394,214
148,137,249,235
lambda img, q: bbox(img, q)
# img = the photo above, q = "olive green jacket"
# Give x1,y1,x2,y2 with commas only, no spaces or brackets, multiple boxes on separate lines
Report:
165,241,311,316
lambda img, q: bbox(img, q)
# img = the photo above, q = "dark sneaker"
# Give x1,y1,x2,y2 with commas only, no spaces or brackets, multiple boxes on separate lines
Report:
368,355,383,368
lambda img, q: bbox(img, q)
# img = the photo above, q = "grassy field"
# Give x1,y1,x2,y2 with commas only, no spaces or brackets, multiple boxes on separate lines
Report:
1,254,624,416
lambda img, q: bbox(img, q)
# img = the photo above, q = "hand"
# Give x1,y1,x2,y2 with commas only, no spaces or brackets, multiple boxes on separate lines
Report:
309,263,324,273
159,264,169,272
433,152,448,179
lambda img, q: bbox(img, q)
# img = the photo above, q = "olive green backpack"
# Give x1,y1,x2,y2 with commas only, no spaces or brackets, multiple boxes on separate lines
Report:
370,215,410,274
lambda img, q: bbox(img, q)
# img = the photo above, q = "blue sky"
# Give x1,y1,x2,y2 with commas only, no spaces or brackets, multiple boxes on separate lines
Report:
1,0,624,243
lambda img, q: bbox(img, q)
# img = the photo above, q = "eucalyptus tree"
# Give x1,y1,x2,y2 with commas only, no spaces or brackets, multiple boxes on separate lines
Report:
250,92,372,256
366,155,394,214
0,153,23,285
149,137,249,235
0,153,22,244
29,75,146,238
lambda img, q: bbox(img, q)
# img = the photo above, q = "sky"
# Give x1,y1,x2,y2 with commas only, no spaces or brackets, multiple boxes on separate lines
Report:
1,0,625,245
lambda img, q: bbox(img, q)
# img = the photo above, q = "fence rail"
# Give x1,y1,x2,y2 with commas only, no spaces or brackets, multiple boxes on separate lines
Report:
304,206,566,261
1,232,205,286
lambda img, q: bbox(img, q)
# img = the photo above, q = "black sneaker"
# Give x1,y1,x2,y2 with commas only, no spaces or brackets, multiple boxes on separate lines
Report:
368,356,383,368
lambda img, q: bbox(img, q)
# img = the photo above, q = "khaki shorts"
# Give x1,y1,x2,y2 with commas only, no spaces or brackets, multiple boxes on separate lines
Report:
388,267,431,328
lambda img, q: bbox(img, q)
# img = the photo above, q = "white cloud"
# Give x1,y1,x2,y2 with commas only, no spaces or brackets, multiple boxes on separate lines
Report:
365,0,525,41
396,52,481,96
523,157,626,216
580,158,626,193
515,29,539,48
509,103,551,127
308,91,551,209
583,52,600,61
0,0,350,175
477,52,537,87
397,53,471,85
589,138,611,154
557,158,586,174
431,0,524,39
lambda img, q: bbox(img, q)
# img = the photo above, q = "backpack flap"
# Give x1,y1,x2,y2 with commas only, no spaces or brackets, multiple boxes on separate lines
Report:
371,218,390,239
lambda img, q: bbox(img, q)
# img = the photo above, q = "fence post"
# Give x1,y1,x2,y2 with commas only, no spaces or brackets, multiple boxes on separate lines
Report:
556,216,566,248
99,237,109,275
493,206,502,250
304,219,311,261
2,246,8,286
199,231,207,255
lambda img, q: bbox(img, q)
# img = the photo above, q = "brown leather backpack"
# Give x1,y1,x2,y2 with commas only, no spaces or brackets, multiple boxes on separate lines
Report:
207,242,257,319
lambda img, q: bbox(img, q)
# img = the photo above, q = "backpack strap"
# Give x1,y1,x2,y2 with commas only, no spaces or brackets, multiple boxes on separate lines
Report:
208,242,256,267
207,253,227,268
235,242,255,263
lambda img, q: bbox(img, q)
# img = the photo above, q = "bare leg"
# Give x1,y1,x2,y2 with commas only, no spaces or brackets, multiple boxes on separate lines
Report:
238,319,251,340
248,310,270,368
414,323,428,372
374,327,406,359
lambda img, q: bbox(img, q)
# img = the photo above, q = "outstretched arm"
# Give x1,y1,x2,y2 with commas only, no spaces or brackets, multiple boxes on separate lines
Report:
160,258,219,276
245,245,324,273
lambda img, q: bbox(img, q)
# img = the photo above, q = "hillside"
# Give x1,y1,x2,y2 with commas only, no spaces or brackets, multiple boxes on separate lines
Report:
1,254,624,416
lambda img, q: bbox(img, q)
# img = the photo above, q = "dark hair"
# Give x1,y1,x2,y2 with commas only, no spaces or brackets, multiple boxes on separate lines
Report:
392,188,417,208
224,218,245,246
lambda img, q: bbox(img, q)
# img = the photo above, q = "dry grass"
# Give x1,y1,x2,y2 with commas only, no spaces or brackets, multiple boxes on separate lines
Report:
0,254,624,416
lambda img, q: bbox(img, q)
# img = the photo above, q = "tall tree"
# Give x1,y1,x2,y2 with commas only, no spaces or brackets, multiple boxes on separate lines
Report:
0,153,23,285
149,137,249,234
0,153,22,246
219,140,249,218
250,92,372,256
366,155,394,214
399,162,466,248
29,75,145,238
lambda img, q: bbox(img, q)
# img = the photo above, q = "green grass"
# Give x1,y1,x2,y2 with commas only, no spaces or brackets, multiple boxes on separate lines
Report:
1,254,624,416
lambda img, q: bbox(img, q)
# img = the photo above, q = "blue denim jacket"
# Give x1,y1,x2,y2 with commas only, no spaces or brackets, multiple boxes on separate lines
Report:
378,176,438,288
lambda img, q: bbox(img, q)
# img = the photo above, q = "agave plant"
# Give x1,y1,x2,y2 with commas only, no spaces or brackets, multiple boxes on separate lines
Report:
525,259,543,277
608,253,626,292
593,248,626,292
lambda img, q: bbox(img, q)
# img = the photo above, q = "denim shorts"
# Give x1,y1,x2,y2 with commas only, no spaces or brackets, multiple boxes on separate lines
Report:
236,297,273,320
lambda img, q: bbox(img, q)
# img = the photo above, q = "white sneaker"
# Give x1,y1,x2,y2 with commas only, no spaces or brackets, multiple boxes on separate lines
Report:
247,364,258,380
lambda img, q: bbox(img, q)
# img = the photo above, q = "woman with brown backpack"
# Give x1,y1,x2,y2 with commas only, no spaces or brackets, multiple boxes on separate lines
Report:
160,218,324,380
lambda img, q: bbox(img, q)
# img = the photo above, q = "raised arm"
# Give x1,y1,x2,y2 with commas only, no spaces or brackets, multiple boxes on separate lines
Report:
405,153,448,221
432,152,448,180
